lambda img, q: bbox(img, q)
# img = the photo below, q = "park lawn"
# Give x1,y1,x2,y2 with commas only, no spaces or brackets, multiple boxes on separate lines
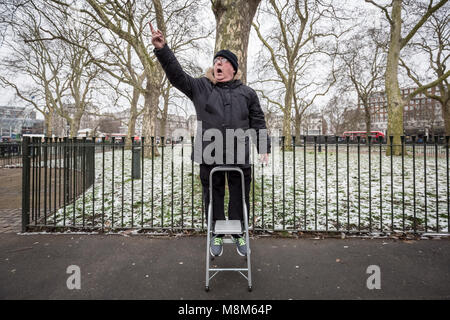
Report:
50,144,449,233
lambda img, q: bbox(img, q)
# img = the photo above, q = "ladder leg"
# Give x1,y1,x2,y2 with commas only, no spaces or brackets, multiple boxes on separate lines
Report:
243,205,252,290
240,168,252,291
205,203,213,291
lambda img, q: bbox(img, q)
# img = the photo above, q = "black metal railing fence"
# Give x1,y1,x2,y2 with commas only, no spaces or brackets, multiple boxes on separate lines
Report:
0,141,22,167
21,135,449,235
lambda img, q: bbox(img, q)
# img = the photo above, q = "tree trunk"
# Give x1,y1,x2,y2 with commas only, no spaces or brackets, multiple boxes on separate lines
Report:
294,112,302,145
442,100,450,137
126,114,137,150
363,101,372,144
282,110,292,149
125,86,140,150
44,112,53,137
385,0,404,155
142,78,161,158
437,83,450,136
212,0,261,85
282,78,294,148
68,109,83,139
160,91,169,140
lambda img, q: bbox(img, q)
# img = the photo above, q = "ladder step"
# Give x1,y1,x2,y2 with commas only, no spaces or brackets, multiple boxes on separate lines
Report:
214,220,242,234
209,268,248,271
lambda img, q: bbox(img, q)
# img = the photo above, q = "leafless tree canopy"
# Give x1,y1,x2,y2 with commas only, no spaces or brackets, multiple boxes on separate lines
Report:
0,0,447,146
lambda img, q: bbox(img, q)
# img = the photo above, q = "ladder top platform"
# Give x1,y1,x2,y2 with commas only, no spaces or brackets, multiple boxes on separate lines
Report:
214,220,242,234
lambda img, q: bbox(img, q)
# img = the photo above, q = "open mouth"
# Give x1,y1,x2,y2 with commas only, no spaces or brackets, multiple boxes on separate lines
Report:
216,67,223,76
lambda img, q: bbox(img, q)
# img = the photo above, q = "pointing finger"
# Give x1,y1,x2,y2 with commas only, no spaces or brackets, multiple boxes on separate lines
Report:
149,22,155,34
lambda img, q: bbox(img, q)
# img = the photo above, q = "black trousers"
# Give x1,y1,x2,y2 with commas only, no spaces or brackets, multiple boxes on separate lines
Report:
200,164,251,224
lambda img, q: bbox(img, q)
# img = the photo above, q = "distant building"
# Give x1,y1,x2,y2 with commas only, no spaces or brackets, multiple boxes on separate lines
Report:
266,112,327,137
359,86,444,136
155,114,189,141
302,112,327,136
0,106,44,138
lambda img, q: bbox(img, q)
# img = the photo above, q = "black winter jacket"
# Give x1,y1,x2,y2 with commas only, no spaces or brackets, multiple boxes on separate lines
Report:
154,44,270,167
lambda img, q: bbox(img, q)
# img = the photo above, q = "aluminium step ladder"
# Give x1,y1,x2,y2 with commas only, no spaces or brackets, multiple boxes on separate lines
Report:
205,166,252,292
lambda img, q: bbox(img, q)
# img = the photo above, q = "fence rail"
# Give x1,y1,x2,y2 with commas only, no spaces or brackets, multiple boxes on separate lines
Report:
21,135,450,235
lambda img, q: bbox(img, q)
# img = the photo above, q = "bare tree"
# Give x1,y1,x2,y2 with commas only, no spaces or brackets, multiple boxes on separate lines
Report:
366,0,449,155
57,0,165,156
0,1,103,137
399,7,449,135
58,21,102,137
323,90,361,136
87,28,147,147
0,2,68,137
339,33,386,140
50,0,212,155
252,0,342,147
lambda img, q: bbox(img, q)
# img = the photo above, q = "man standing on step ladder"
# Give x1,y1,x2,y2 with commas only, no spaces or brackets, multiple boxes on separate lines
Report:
150,22,270,257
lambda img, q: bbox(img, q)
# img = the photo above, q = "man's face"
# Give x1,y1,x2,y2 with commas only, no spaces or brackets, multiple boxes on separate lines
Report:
213,56,235,82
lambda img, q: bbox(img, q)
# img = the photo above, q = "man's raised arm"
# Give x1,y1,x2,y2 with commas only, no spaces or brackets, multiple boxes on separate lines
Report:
150,22,195,100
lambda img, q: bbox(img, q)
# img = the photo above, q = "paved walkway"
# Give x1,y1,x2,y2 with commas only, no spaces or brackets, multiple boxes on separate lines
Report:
1,233,449,300
0,209,21,234
0,168,22,234
1,169,449,301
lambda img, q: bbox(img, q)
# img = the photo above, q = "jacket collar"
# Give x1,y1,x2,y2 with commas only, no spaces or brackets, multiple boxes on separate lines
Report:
206,67,242,88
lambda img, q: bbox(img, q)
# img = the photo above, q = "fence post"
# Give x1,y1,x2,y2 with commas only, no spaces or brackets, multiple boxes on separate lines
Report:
21,136,30,233
132,137,141,179
85,138,95,187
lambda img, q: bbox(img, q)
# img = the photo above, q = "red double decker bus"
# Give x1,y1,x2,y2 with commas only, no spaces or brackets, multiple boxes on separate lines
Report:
342,131,385,141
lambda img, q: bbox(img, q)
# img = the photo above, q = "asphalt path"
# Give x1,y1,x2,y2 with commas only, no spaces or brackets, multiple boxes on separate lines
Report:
1,233,449,300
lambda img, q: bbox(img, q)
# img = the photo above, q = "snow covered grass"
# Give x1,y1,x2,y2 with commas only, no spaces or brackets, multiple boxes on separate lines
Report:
47,143,449,233
256,144,448,233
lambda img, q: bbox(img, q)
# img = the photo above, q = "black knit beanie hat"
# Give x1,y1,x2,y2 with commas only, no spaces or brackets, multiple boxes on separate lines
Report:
214,49,238,73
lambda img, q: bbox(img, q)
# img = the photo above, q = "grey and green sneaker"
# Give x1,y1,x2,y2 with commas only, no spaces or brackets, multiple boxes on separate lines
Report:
210,236,223,257
233,236,248,256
